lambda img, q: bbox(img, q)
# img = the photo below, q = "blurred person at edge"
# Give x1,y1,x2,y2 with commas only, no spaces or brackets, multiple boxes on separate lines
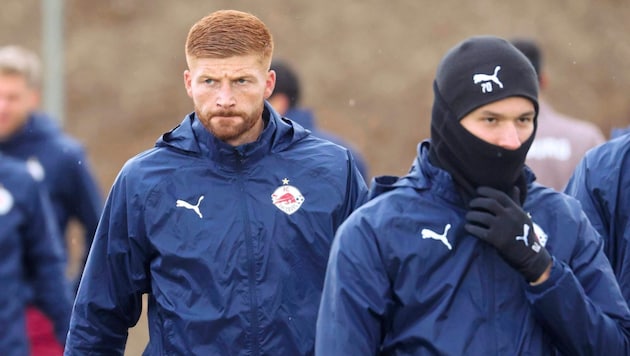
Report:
64,9,367,355
0,45,103,355
0,153,72,354
511,38,605,191
565,133,630,305
268,59,369,181
315,36,630,355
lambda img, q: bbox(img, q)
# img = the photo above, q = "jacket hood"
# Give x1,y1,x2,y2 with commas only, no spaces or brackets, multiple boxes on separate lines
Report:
1,112,61,144
156,101,310,159
369,140,536,203
368,140,436,200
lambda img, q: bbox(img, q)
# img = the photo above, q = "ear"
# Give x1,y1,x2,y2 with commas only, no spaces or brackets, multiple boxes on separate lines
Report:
184,69,193,98
263,69,276,100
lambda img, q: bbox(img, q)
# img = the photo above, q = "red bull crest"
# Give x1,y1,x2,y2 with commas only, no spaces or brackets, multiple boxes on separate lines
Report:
0,184,14,215
271,178,305,215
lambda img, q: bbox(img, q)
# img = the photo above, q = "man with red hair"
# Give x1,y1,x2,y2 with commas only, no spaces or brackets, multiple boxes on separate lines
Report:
65,10,367,355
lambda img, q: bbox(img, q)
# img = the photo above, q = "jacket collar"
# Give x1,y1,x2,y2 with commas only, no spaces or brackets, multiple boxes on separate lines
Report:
155,101,309,170
369,140,536,206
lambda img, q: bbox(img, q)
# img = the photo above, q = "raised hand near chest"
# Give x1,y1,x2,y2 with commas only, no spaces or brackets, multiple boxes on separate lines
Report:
464,186,552,283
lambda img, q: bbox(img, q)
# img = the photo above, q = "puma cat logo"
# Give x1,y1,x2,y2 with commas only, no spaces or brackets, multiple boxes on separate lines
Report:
472,65,503,93
421,224,452,250
515,224,529,246
176,196,204,218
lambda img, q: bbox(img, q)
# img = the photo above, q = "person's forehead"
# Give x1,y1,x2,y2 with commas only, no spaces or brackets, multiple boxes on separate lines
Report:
473,97,535,113
189,55,265,73
0,72,31,87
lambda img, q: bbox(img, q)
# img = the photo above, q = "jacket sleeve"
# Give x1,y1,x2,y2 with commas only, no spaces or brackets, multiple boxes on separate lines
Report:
316,212,391,355
64,146,103,279
64,168,148,355
564,157,610,248
24,182,73,345
334,150,368,231
525,210,630,355
565,152,630,304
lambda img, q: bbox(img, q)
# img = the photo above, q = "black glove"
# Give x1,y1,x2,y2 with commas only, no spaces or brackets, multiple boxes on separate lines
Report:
465,186,551,282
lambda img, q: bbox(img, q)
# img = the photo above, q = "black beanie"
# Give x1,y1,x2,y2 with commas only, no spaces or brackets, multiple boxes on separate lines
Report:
435,35,539,120
428,36,539,203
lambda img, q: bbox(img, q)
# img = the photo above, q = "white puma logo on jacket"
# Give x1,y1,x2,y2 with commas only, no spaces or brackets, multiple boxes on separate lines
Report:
176,196,204,218
421,224,452,250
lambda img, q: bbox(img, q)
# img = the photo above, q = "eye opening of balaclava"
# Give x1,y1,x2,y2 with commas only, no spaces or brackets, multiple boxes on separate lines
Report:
428,35,539,204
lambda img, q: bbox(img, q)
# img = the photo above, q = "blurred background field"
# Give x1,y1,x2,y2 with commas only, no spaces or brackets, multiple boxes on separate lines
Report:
2,1,630,353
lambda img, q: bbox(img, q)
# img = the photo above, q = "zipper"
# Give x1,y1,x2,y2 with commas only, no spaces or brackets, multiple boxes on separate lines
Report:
236,151,261,356
488,246,499,355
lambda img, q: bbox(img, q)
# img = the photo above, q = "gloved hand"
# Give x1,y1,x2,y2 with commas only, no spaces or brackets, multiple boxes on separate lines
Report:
464,186,551,282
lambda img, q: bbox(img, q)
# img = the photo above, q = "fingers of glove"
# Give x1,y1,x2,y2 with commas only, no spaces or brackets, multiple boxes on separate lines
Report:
464,223,490,240
468,196,503,214
476,186,515,207
465,210,495,227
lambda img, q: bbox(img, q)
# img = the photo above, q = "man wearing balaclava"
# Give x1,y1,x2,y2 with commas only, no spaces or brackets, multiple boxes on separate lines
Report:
316,36,630,355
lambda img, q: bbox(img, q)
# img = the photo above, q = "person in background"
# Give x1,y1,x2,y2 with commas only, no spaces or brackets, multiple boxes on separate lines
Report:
65,10,367,355
565,133,630,304
0,153,72,354
316,35,630,355
511,38,605,191
0,44,103,355
268,59,369,181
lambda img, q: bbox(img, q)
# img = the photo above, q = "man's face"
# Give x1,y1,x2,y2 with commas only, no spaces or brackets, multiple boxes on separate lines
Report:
184,54,275,147
459,96,536,150
0,73,37,140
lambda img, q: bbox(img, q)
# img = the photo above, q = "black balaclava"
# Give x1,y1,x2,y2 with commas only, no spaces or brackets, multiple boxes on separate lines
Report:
428,36,539,203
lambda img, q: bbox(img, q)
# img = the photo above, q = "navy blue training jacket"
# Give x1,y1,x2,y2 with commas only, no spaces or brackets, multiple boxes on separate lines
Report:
65,104,368,355
0,154,72,354
565,134,630,304
0,113,102,272
316,140,630,355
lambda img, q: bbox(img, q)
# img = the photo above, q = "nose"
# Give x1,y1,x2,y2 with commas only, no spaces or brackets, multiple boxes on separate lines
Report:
215,82,235,108
497,124,522,150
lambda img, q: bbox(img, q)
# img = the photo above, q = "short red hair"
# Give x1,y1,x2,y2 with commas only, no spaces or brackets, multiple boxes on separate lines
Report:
185,10,273,68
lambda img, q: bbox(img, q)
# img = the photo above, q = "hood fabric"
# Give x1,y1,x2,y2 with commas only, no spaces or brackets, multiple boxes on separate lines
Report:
156,102,310,165
370,140,537,204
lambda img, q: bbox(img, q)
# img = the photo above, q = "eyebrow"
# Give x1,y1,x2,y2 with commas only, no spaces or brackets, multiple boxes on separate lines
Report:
479,110,536,117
